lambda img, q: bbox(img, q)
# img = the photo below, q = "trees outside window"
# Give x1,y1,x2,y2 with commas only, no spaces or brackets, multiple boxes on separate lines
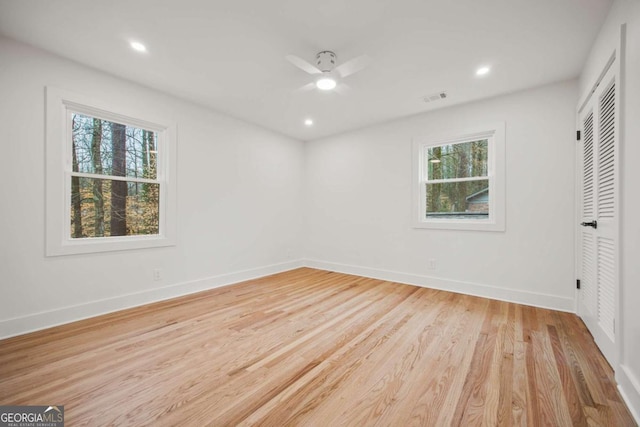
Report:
69,113,160,239
425,139,489,218
413,124,505,231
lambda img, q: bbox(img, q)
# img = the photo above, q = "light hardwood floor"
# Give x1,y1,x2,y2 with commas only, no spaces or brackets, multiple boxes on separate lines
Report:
0,268,636,426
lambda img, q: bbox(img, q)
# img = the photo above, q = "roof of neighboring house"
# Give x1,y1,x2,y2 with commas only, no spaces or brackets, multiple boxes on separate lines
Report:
466,188,489,202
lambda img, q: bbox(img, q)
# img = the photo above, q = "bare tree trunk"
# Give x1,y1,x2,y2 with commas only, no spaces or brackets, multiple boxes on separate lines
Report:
111,123,128,236
429,146,442,213
471,141,479,177
141,130,150,201
143,130,159,233
71,137,83,238
142,130,149,178
456,147,468,211
91,119,104,237
71,115,83,238
148,131,156,177
131,129,139,196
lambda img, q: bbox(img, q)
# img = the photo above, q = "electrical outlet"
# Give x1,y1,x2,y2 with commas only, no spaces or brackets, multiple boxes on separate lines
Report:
153,268,162,281
427,259,437,270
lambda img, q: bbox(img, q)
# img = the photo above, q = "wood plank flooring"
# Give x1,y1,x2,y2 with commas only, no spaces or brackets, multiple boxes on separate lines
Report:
0,268,635,426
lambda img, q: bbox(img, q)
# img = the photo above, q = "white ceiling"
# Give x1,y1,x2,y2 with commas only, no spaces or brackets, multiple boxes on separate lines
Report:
0,0,612,140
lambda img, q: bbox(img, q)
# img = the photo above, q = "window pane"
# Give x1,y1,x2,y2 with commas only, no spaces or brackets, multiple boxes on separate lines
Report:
70,177,159,238
72,113,158,180
427,139,488,180
426,179,489,218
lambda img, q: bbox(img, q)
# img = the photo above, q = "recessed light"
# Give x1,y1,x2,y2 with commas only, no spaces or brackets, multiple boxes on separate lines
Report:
304,119,314,126
130,41,147,52
316,77,337,91
476,66,490,76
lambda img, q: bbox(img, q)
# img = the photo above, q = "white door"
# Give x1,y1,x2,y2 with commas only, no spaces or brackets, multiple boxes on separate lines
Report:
577,62,619,366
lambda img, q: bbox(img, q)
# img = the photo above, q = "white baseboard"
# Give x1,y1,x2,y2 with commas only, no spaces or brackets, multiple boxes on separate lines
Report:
304,259,575,312
0,259,305,340
0,259,577,340
618,364,640,424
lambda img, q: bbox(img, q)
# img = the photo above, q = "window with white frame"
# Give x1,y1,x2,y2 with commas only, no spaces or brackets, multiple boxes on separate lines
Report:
412,124,505,231
46,87,177,256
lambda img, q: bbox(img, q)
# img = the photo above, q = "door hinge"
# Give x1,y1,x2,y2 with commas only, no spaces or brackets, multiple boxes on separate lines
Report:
576,279,581,289
577,130,581,141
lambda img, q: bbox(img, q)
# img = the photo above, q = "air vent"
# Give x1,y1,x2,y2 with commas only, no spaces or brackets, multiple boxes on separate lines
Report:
423,91,448,103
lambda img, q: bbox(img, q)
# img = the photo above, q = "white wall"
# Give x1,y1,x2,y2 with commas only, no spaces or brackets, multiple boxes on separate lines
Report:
580,0,640,420
0,36,305,337
304,81,578,311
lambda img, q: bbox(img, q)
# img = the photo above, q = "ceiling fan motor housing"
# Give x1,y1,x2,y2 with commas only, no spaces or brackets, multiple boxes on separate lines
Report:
316,51,337,72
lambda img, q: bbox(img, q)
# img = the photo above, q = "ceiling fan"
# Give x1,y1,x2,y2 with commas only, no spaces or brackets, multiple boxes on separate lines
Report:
286,50,370,94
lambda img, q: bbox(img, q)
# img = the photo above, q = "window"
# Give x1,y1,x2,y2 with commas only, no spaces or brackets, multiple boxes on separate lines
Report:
46,87,177,256
412,124,505,231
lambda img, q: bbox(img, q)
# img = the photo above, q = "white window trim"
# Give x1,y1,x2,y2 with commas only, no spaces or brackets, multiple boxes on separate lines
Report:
412,123,505,231
45,86,177,256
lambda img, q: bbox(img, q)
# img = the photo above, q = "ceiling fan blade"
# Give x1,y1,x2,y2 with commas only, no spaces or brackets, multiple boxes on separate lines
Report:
335,55,371,78
334,83,352,96
295,82,317,93
286,55,322,75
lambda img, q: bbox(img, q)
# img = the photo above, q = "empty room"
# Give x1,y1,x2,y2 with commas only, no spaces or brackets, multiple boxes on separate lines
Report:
0,0,639,425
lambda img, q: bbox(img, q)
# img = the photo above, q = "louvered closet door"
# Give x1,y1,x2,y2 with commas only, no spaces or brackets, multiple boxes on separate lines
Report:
577,63,619,366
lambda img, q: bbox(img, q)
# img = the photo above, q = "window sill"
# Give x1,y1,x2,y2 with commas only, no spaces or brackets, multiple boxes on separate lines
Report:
412,219,505,232
46,235,175,257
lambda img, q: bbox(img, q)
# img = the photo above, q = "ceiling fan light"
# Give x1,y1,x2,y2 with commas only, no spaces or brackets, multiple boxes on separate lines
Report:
130,41,147,52
316,77,337,91
476,66,490,76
